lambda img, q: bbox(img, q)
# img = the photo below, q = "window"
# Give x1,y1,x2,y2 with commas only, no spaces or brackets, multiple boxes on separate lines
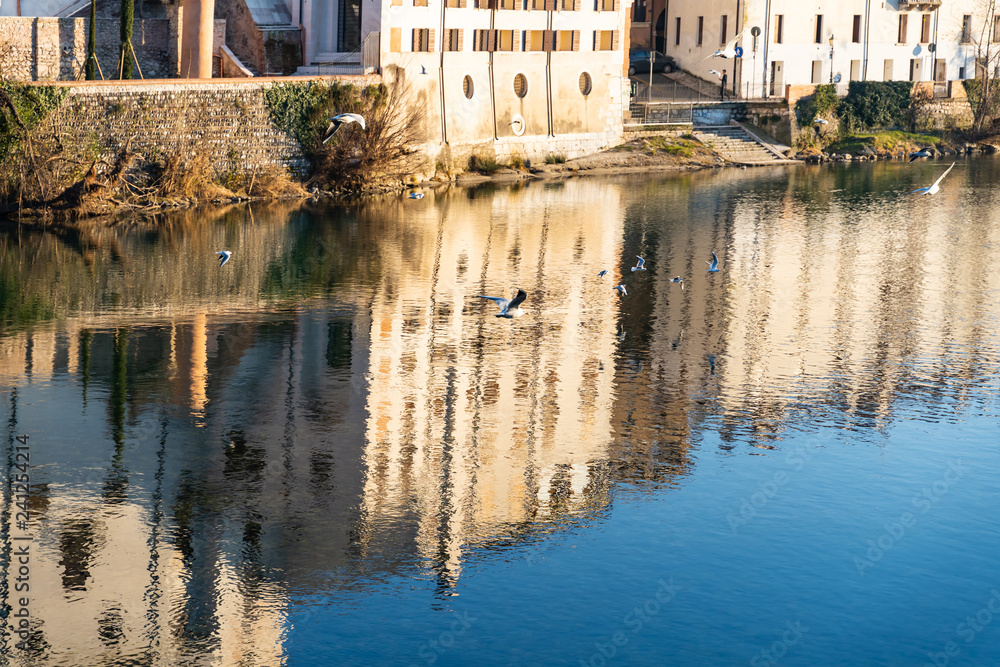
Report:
474,29,519,51
446,0,466,6
959,65,966,79
920,14,931,43
811,60,822,83
579,72,592,95
697,16,704,45
897,14,907,43
443,28,461,51
413,29,433,51
598,0,615,10
463,75,474,99
559,0,577,8
720,15,728,45
514,73,528,97
525,30,553,51
962,15,972,43
632,0,644,21
910,58,920,81
774,14,783,44
595,30,618,51
883,59,893,81
850,59,860,81
414,0,427,6
852,15,861,43
390,27,402,52
994,15,1000,42
556,30,579,51
815,15,823,44
675,17,681,45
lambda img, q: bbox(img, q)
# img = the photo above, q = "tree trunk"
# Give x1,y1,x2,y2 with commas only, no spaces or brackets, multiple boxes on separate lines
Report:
86,0,97,80
120,0,134,79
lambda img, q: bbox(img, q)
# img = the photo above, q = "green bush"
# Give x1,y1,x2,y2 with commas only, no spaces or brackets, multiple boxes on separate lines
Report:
468,154,503,174
837,81,913,132
544,153,567,164
795,84,838,127
0,82,67,164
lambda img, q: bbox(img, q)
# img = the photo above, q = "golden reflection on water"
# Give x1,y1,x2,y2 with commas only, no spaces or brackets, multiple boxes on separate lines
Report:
2,162,1000,664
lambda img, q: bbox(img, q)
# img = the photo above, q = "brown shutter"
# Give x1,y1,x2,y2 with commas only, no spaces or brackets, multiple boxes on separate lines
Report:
459,0,466,6
544,0,556,10
428,29,435,51
513,30,521,51
457,29,464,50
546,29,555,50
611,30,618,51
572,30,580,50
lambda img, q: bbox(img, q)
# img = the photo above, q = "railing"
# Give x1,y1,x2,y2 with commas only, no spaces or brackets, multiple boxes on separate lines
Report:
626,102,694,126
313,32,380,75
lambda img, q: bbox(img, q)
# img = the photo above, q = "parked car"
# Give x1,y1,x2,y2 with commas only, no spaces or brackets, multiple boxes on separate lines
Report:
628,50,677,76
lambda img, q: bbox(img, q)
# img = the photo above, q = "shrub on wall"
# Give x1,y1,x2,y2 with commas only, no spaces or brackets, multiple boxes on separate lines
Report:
795,84,838,127
0,82,67,164
837,81,913,132
264,81,368,153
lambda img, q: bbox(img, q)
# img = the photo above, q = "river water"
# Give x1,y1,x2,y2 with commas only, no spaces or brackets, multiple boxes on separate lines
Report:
1,159,999,666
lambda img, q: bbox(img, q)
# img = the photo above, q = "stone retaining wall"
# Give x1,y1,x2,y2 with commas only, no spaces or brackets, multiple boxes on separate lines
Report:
28,77,379,178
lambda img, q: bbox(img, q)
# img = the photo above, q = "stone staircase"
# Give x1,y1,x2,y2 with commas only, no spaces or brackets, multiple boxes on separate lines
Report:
691,125,797,166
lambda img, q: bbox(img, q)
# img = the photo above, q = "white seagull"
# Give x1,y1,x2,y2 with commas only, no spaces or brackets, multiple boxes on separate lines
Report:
322,113,366,144
477,289,527,318
700,30,745,62
670,276,684,289
598,269,609,278
631,256,647,272
908,148,933,162
709,69,723,78
706,251,720,273
217,250,232,267
409,192,424,199
910,162,955,195
814,117,829,125
614,284,628,296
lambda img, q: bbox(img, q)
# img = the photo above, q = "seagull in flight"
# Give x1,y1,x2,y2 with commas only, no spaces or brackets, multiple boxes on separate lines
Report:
409,192,424,199
217,250,232,267
477,289,527,318
631,256,647,272
706,251,720,272
322,113,366,144
910,162,955,195
598,269,609,278
614,284,628,296
814,117,829,125
700,30,745,62
908,148,933,162
670,276,684,289
709,69,723,78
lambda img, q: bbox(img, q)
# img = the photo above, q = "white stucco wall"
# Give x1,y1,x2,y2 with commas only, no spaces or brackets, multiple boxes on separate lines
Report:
664,0,990,98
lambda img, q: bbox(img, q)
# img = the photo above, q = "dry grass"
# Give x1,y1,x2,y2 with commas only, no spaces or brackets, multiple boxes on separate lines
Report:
311,69,425,191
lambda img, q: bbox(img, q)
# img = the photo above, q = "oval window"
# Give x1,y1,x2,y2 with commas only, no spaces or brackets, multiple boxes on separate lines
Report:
579,72,592,96
463,75,474,99
514,74,528,98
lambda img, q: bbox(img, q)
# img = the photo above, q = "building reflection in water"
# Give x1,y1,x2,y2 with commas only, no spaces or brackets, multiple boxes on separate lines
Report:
2,162,999,663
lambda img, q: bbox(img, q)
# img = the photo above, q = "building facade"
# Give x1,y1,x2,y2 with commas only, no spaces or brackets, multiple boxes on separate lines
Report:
635,1,997,99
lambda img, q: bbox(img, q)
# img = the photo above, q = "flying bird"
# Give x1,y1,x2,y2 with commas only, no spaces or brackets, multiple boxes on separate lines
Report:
322,113,366,144
631,256,647,272
709,69,722,78
910,162,955,195
814,117,829,125
477,289,527,318
670,276,684,289
614,284,628,296
908,148,933,162
699,30,745,62
706,251,720,273
598,269,609,278
217,250,232,267
409,192,424,199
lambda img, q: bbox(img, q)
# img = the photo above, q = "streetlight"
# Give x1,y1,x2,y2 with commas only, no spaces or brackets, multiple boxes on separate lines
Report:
829,34,834,84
